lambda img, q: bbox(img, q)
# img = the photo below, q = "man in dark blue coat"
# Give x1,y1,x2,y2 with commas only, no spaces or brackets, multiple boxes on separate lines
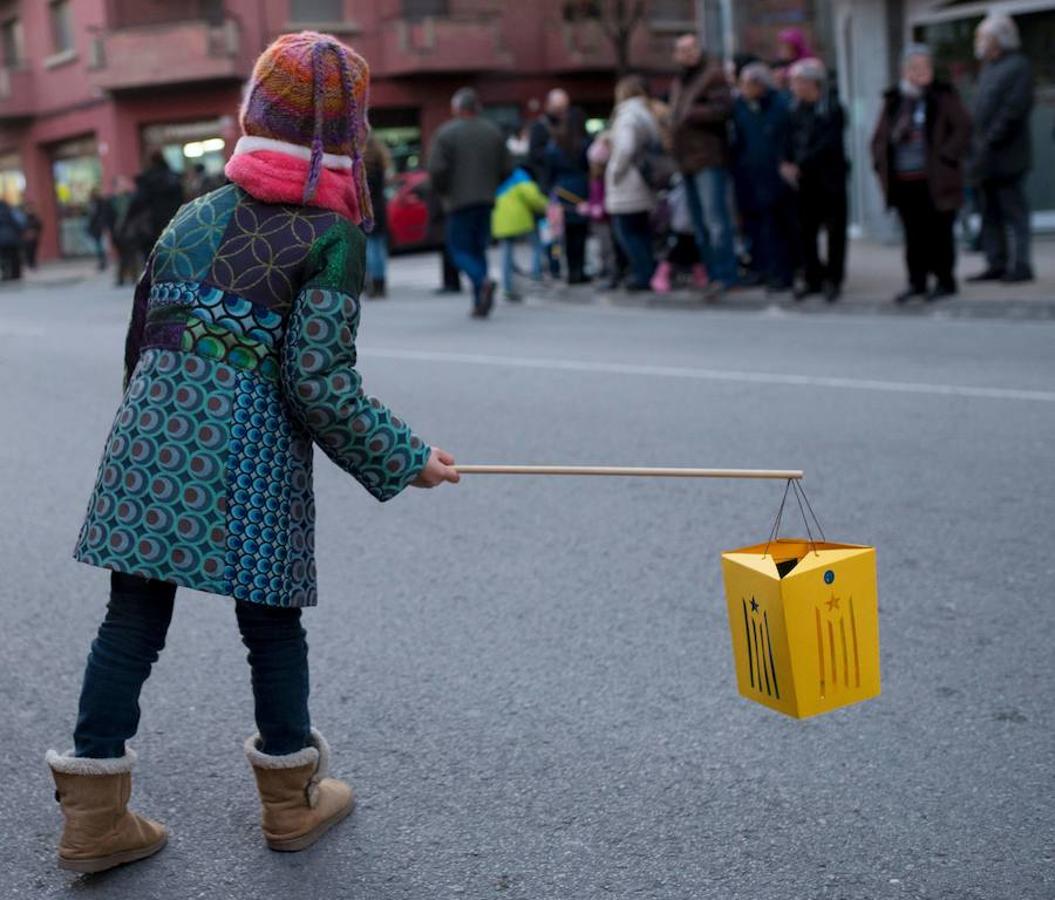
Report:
731,63,794,291
967,13,1035,283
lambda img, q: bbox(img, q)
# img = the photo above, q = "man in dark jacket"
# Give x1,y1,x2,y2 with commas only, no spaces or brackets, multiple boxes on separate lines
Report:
871,44,971,302
528,89,569,192
731,62,794,291
782,58,849,302
670,33,738,291
428,87,511,318
967,13,1034,283
124,152,184,258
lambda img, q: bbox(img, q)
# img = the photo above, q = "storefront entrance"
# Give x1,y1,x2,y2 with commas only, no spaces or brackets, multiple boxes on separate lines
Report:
50,136,102,257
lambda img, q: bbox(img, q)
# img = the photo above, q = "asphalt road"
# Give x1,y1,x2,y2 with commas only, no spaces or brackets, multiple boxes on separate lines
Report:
2,269,1053,899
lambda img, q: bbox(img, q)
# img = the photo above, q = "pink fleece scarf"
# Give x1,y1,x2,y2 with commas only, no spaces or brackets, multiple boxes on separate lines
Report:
225,146,364,224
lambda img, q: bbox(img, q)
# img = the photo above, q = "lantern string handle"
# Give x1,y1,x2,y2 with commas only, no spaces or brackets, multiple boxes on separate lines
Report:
763,479,827,559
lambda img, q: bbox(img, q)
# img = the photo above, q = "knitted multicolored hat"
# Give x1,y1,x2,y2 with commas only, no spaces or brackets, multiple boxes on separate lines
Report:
239,31,373,226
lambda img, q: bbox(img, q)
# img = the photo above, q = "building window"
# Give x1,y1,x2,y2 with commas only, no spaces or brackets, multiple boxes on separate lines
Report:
403,0,448,19
289,0,344,24
1,18,23,67
109,0,226,28
49,0,73,53
649,0,693,25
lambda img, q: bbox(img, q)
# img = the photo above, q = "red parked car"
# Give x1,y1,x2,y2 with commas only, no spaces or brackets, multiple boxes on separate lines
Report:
386,170,444,253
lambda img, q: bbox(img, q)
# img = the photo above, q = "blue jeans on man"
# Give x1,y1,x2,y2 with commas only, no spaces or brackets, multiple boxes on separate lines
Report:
684,168,738,287
446,204,494,311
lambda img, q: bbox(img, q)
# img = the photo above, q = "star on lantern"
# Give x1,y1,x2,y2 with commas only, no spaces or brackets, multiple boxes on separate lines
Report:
826,594,840,611
750,597,759,613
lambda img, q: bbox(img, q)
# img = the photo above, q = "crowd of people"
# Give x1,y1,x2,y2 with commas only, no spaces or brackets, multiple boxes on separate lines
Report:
418,13,1037,317
3,14,1037,311
0,152,218,285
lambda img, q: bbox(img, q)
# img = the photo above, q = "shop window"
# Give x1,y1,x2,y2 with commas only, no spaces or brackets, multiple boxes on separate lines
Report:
109,0,225,28
289,0,344,23
49,0,73,54
141,119,229,191
1,17,23,68
915,9,1055,217
403,0,448,20
0,153,25,206
650,0,693,25
50,137,101,258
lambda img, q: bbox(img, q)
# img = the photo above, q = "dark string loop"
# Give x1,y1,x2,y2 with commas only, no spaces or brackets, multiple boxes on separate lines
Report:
791,479,819,556
793,479,827,543
762,479,793,558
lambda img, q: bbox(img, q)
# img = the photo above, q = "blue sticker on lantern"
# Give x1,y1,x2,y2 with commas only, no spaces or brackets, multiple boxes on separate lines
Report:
824,570,835,584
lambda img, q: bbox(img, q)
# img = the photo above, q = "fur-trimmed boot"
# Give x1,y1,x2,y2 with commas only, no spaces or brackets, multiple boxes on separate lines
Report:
46,749,168,873
244,728,354,852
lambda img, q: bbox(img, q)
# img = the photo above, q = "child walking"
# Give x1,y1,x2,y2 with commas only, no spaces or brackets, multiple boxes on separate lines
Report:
491,166,548,302
46,32,459,873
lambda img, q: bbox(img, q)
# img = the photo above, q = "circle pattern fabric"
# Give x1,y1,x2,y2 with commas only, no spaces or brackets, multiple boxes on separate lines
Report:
74,349,318,607
75,349,231,594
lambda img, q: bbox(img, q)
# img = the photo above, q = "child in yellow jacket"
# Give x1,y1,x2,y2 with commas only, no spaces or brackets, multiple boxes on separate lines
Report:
491,167,548,301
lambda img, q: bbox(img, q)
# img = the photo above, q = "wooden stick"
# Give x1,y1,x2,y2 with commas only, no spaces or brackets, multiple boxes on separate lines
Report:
452,465,803,480
555,186,586,205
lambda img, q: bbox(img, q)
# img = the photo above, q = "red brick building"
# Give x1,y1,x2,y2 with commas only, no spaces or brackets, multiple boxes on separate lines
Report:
0,0,706,260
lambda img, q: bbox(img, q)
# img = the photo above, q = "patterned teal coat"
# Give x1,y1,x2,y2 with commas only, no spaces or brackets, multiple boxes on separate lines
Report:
74,184,430,607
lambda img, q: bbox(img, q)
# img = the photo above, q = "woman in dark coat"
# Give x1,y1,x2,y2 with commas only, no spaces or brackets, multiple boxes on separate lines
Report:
871,43,971,302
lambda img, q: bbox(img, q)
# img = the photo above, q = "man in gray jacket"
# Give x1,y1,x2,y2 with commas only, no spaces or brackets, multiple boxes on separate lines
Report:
967,13,1035,283
428,87,511,317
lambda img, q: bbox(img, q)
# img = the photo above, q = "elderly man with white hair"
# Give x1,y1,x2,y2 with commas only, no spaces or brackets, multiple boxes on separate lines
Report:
871,43,971,303
967,13,1035,283
782,57,849,302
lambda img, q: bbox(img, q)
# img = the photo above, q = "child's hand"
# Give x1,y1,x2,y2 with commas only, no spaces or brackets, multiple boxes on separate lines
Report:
412,448,460,488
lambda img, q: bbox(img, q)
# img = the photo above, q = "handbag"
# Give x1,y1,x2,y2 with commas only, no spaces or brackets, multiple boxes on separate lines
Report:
637,138,678,191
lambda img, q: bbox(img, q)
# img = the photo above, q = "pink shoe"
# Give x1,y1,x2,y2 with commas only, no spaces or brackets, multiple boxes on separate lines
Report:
691,263,709,290
650,261,672,294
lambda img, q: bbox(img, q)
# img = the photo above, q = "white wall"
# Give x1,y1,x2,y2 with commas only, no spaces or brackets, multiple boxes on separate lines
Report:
833,0,899,240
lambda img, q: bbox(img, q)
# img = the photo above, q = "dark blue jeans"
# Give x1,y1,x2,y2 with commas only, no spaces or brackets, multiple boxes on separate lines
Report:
611,212,655,289
445,204,492,305
684,168,739,286
74,572,311,758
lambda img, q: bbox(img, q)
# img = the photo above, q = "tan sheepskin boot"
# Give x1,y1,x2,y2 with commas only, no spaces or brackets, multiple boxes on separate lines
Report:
46,748,168,873
245,728,354,852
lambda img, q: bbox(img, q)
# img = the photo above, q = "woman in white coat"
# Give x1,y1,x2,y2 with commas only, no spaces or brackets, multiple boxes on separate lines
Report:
604,75,660,290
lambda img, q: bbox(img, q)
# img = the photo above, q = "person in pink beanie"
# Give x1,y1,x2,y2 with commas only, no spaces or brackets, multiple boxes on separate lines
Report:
47,32,459,873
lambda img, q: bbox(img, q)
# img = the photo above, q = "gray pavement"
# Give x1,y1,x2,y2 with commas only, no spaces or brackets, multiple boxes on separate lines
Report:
1,263,1053,899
